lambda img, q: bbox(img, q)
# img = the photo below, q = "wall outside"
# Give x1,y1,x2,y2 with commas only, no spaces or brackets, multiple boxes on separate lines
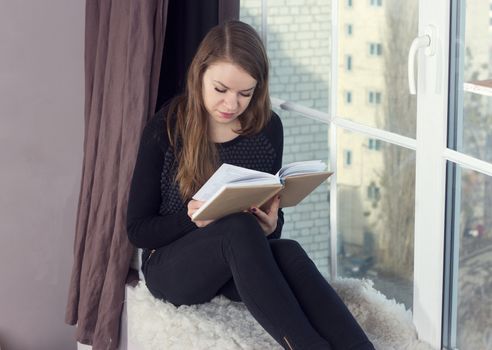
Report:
241,0,332,276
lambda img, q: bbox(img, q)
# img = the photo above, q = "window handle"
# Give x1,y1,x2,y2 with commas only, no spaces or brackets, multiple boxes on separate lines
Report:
408,25,436,95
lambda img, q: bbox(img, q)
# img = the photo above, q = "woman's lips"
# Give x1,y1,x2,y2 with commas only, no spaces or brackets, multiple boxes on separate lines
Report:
219,111,235,119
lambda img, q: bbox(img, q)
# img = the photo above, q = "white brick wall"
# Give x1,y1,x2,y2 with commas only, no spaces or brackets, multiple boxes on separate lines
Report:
241,1,331,276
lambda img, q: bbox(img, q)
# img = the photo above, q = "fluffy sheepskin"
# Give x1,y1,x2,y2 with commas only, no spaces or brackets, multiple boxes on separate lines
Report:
126,278,433,350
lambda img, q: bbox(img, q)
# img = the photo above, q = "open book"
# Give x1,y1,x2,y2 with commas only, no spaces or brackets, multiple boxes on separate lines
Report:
191,160,333,221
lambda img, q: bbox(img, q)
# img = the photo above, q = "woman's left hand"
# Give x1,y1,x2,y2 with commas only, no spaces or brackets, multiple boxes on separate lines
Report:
187,199,215,227
249,195,280,236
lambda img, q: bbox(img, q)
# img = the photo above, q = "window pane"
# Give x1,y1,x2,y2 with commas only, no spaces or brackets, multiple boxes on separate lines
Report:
276,109,331,276
455,1,492,163
241,1,331,111
346,23,353,36
267,0,331,111
241,1,330,276
239,0,263,33
455,167,492,349
345,91,352,104
337,129,415,308
338,0,418,138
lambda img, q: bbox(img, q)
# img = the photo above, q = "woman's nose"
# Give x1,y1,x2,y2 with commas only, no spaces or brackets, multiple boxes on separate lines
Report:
223,93,238,111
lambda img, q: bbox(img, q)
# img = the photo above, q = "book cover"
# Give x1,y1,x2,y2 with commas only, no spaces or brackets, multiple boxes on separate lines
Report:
191,161,333,221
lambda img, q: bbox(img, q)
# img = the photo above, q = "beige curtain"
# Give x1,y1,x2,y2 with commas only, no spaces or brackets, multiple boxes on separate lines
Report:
65,1,167,348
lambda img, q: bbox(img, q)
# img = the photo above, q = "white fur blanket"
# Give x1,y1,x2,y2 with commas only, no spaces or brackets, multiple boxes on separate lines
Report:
126,278,433,350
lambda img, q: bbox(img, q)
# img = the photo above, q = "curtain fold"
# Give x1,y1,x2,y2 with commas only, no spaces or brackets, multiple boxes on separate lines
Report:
219,0,239,23
65,1,168,348
155,0,239,109
66,1,238,349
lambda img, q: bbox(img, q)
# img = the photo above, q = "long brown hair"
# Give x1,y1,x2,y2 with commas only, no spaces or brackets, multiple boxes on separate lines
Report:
167,20,271,200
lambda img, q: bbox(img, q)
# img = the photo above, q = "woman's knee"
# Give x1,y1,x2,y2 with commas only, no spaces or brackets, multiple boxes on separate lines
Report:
218,211,258,226
217,212,264,238
269,239,308,263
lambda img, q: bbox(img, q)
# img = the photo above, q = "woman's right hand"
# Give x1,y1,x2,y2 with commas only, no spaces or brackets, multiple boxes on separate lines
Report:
187,199,214,227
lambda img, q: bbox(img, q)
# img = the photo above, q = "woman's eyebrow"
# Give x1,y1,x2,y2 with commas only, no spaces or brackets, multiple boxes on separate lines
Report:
214,80,256,92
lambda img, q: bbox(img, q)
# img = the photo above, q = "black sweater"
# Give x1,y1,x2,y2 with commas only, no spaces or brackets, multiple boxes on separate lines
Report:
126,107,284,250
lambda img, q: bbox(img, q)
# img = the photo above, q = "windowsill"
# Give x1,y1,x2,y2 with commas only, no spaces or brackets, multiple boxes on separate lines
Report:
464,79,492,97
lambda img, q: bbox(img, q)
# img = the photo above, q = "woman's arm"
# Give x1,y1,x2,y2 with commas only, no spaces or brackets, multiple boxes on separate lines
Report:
126,112,197,249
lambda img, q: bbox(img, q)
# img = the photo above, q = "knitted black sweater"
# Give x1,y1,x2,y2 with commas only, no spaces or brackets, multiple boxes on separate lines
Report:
126,106,284,252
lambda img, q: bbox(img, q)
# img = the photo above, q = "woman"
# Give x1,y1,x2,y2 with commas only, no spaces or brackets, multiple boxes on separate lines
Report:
127,20,374,350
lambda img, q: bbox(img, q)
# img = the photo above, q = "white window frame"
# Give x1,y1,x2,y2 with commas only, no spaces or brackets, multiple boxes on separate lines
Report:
244,0,492,348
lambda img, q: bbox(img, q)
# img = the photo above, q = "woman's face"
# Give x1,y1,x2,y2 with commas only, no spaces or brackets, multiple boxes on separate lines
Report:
202,61,257,129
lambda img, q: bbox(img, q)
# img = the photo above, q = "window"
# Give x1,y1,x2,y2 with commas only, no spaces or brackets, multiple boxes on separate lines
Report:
240,0,331,277
344,150,352,166
368,91,382,104
346,24,353,36
368,138,382,150
345,91,353,104
367,182,381,200
369,43,383,56
238,5,492,348
346,55,353,71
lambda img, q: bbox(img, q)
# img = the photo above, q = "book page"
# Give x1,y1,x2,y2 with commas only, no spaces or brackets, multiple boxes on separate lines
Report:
277,160,327,178
193,163,278,201
279,172,332,207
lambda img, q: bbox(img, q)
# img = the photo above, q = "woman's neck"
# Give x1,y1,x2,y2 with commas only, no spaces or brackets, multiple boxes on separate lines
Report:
209,120,241,143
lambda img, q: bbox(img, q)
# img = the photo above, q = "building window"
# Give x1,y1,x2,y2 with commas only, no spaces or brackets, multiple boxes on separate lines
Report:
369,43,383,56
346,55,353,71
346,24,353,36
370,0,383,6
344,150,352,166
347,0,353,7
367,182,381,200
368,138,382,150
368,91,382,104
345,91,353,104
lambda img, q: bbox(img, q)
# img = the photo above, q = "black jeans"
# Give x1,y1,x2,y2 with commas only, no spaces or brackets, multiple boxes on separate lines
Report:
143,212,374,350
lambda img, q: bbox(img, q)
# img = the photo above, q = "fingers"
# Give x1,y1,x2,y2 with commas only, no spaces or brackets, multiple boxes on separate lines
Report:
250,197,279,225
252,196,279,218
250,207,269,221
187,201,215,227
187,199,204,217
188,199,205,210
249,205,278,235
194,219,213,228
270,195,280,212
263,195,280,214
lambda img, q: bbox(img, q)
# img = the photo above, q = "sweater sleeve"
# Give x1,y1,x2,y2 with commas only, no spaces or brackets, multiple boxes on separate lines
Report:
264,111,284,240
126,111,198,249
